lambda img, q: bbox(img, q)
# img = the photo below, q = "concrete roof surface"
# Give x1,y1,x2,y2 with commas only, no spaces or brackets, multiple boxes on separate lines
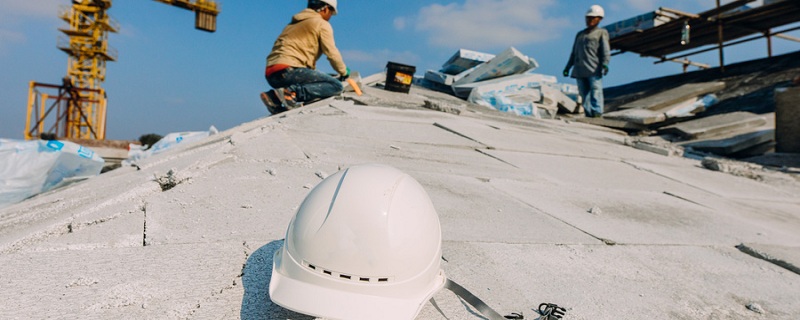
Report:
1,81,799,320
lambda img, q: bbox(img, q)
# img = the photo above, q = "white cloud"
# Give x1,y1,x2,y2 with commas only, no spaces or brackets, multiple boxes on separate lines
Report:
1,0,61,21
411,0,569,50
0,0,61,49
0,29,26,54
607,0,768,22
624,0,658,12
394,17,407,31
341,49,420,71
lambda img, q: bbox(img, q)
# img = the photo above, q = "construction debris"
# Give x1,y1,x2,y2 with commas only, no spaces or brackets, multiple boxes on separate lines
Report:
440,49,495,75
0,139,105,209
605,93,718,125
660,111,767,140
124,126,219,166
701,156,764,180
684,129,774,157
423,100,464,115
453,47,538,86
625,137,684,157
616,82,725,111
419,47,579,118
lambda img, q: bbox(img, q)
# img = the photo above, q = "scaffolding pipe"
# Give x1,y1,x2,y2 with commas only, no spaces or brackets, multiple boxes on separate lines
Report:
717,0,725,72
658,25,800,63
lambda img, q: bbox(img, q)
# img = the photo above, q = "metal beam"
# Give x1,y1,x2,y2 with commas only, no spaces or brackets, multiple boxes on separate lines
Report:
152,0,220,32
775,32,800,43
660,24,800,62
702,0,756,19
716,0,726,72
657,58,711,70
658,7,699,19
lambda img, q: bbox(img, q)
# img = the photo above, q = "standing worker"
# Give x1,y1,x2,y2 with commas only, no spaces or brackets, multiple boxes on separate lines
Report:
260,0,350,115
563,5,611,118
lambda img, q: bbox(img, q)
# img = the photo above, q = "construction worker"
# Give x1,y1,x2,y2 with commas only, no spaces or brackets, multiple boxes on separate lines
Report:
563,4,611,118
261,0,350,115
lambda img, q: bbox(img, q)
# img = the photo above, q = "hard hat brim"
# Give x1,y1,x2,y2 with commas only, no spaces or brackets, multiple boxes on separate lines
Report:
269,248,447,320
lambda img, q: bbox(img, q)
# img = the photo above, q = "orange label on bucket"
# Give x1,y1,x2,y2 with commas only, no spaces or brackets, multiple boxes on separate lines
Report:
394,72,413,85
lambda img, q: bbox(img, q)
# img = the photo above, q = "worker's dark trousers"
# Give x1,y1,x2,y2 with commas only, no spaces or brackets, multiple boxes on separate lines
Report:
576,76,604,117
267,67,343,103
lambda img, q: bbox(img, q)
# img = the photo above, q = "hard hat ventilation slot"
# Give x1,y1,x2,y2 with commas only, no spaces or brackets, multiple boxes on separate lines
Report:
303,261,391,283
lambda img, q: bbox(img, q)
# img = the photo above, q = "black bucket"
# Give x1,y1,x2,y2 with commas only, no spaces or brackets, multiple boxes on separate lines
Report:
384,61,416,94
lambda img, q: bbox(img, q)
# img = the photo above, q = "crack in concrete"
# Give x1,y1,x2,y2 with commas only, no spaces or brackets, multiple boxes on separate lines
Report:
240,241,252,278
1,191,157,254
736,243,800,276
182,241,252,319
433,122,491,148
142,203,148,247
474,149,519,169
621,160,723,197
490,185,616,246
662,191,713,209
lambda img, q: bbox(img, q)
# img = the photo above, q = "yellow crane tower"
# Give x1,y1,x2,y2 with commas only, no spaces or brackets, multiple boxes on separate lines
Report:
24,0,219,141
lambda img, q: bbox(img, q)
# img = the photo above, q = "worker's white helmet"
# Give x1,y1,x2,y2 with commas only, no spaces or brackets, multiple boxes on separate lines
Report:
321,0,338,15
269,164,446,320
586,5,605,18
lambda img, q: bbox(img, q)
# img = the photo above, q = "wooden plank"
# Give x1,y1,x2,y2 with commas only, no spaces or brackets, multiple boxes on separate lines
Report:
575,117,649,131
604,108,667,125
660,111,767,139
617,82,725,110
683,129,774,155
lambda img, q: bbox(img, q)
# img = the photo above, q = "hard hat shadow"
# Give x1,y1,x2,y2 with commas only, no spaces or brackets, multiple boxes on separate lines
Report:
240,239,315,320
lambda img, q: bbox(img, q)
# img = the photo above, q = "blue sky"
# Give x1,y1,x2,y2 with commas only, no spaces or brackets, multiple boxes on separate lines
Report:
1,0,797,141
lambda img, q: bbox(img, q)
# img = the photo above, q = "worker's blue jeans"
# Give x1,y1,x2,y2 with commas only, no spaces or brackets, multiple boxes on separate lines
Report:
576,76,604,117
266,67,343,103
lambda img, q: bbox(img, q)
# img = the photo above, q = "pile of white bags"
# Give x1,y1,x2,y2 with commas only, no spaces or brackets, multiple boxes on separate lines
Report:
0,139,105,209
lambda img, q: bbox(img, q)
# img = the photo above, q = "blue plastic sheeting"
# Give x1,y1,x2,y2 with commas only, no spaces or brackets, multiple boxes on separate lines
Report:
0,139,105,209
124,126,218,166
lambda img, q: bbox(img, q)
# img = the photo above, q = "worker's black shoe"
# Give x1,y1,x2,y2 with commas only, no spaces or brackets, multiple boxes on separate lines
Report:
261,91,288,115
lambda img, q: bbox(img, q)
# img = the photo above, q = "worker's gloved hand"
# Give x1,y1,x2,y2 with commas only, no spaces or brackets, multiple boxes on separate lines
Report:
602,64,609,76
562,68,570,77
338,67,351,81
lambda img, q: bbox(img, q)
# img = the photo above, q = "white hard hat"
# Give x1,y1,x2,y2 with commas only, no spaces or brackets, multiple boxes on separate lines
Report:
321,0,338,15
586,5,605,18
269,164,446,320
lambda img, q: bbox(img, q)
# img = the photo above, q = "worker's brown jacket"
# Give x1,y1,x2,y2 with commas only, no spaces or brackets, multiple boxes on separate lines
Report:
267,9,347,76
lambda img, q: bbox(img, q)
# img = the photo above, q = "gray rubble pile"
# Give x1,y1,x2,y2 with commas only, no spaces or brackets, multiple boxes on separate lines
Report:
583,80,779,160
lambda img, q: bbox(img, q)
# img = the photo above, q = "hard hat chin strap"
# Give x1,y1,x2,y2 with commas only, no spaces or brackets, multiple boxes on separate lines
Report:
434,279,567,320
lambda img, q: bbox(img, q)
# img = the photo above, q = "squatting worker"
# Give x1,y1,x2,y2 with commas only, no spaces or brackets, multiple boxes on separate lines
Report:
563,4,611,118
261,0,350,115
